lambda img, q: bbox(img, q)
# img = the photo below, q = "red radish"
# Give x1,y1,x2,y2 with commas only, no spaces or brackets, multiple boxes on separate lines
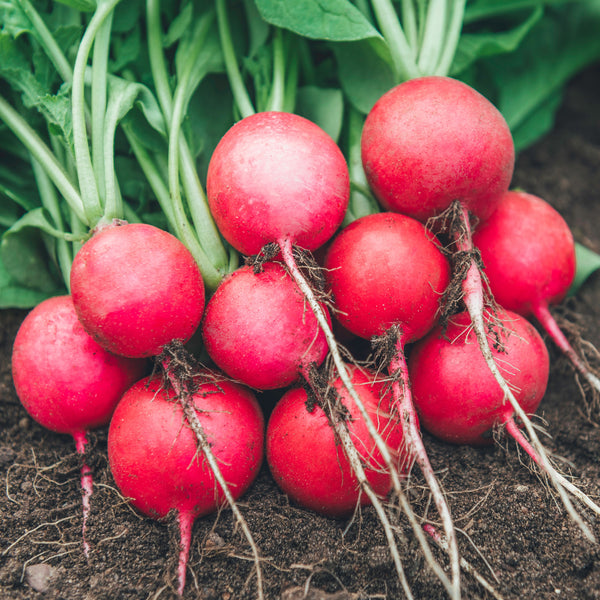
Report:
206,111,349,256
70,221,205,358
266,365,409,517
11,295,146,555
361,76,514,224
108,373,264,595
323,211,459,597
473,190,600,397
408,309,549,446
409,307,600,538
202,261,329,390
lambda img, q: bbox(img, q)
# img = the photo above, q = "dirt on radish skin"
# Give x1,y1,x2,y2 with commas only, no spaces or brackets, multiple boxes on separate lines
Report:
70,222,205,358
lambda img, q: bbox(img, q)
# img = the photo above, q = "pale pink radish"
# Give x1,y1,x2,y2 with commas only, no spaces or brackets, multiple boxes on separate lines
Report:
70,221,205,358
324,211,459,597
267,365,409,517
11,295,146,555
202,261,329,390
108,373,264,595
473,190,600,402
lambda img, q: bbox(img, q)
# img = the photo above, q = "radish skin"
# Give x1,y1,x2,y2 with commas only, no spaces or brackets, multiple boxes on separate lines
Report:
11,295,146,555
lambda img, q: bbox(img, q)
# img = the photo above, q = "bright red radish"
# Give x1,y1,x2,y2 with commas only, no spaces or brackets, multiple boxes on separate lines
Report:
266,365,409,517
472,191,600,396
206,111,349,256
70,222,205,358
324,212,450,342
323,211,460,595
202,261,329,390
11,295,146,555
108,373,264,595
408,309,549,445
361,76,514,223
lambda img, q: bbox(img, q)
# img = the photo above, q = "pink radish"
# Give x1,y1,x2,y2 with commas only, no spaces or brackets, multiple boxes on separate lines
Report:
70,221,205,358
11,295,146,555
408,309,549,446
323,211,459,597
202,261,329,390
206,111,349,256
108,373,264,595
472,190,600,399
267,365,409,517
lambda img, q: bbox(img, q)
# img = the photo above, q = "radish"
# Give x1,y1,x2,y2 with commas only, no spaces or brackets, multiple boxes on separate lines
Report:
323,211,460,598
267,365,409,517
472,190,600,404
202,261,329,390
11,295,146,555
409,308,600,538
108,373,264,595
70,221,205,359
408,310,549,446
361,76,514,224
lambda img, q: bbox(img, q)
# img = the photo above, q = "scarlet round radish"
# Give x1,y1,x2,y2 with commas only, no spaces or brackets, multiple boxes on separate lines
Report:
266,365,408,517
324,212,450,342
206,111,350,255
70,222,205,358
202,261,330,390
473,190,576,317
108,373,264,520
408,310,550,446
361,76,514,223
12,294,146,436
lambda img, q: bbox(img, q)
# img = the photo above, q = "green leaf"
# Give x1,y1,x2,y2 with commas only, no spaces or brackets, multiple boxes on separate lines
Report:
0,258,60,308
53,0,97,12
464,0,573,23
254,0,381,41
295,86,344,142
568,243,600,296
0,209,67,294
451,7,543,75
482,2,600,136
332,37,396,114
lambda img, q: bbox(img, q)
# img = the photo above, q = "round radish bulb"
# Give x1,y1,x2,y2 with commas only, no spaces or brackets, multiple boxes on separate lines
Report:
324,212,450,342
361,76,515,223
266,365,409,517
70,222,205,358
473,190,576,317
12,295,146,436
206,111,350,255
408,310,550,446
202,262,330,390
108,374,264,521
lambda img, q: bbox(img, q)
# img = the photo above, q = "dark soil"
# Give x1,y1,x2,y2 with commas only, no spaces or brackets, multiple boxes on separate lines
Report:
2,65,600,600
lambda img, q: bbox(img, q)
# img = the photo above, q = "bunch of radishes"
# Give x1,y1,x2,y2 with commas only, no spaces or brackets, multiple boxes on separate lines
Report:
11,75,600,599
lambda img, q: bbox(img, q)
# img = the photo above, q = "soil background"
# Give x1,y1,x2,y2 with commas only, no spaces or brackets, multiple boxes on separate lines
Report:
1,65,600,600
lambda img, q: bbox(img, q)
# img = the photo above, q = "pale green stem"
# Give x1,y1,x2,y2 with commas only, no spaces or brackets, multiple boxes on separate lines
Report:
216,0,256,117
0,95,87,224
417,0,446,74
434,0,466,76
